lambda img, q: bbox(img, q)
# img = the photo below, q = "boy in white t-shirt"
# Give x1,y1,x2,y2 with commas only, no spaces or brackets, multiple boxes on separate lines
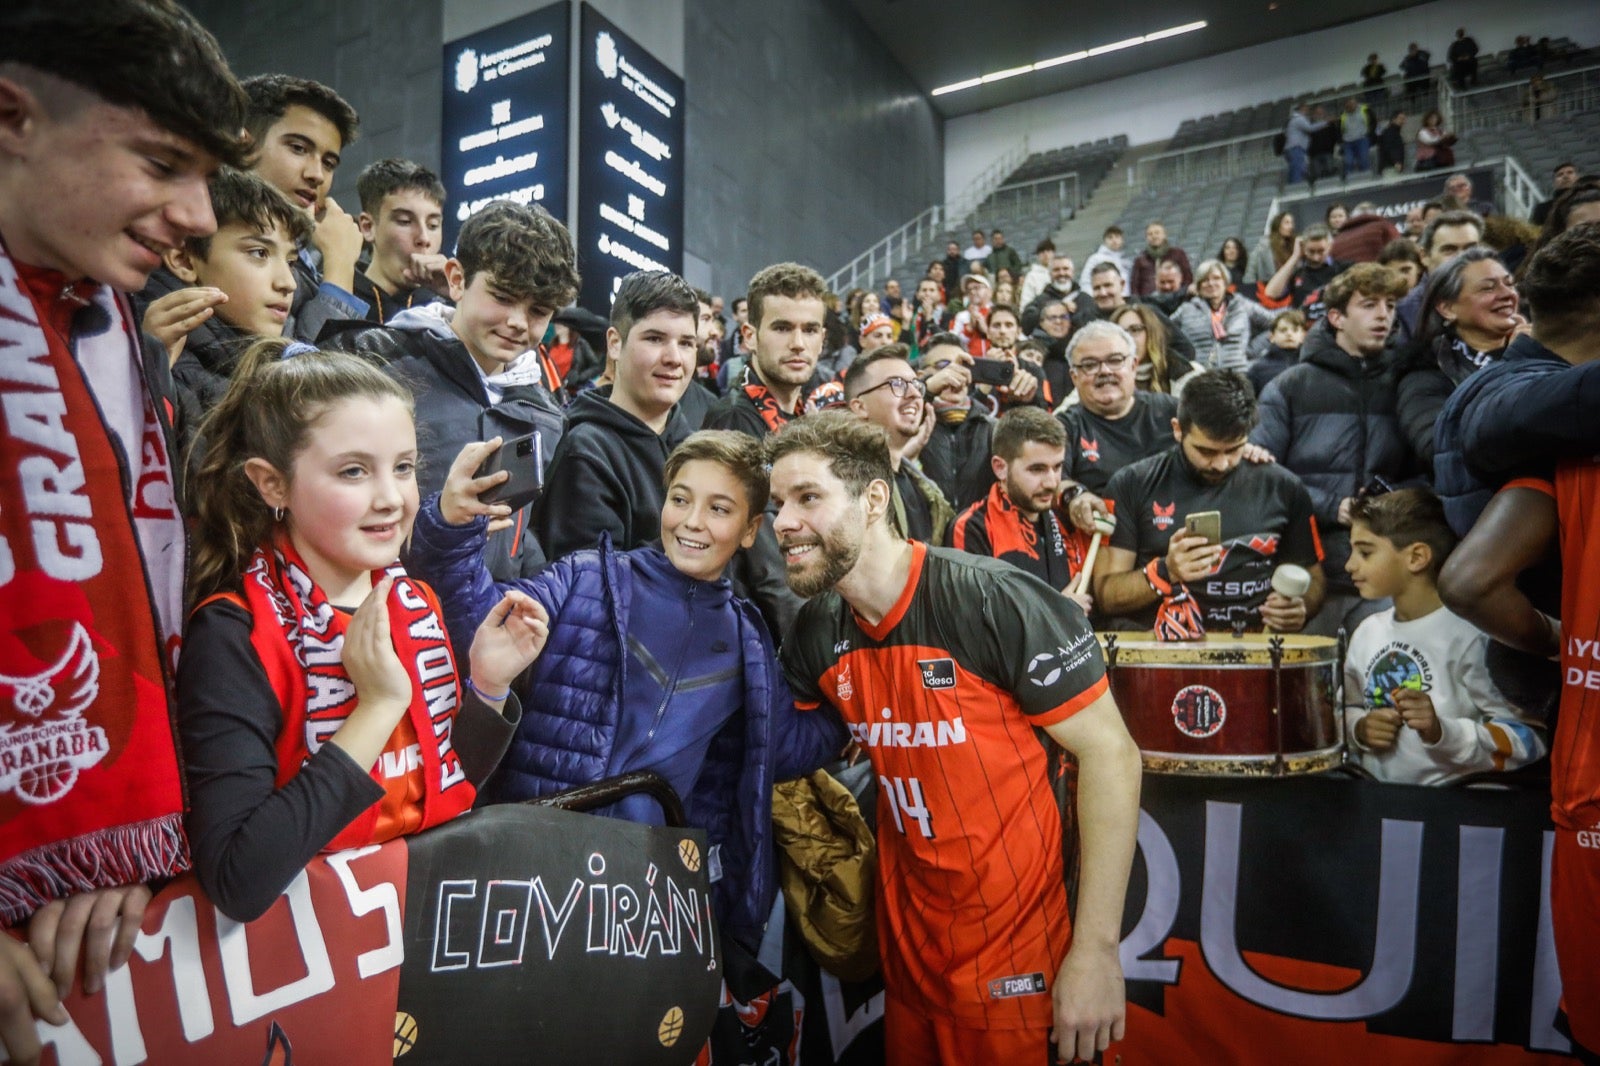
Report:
1344,488,1547,784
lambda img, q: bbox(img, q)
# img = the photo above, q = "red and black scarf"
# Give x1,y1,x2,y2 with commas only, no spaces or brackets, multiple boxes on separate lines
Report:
237,534,474,850
1144,557,1207,641
0,247,189,924
738,363,807,433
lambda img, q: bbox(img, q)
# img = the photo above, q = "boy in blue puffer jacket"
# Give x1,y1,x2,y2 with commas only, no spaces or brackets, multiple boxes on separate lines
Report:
409,429,849,957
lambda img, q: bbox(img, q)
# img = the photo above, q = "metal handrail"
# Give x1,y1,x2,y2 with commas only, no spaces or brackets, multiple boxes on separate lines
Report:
1441,62,1600,133
826,135,1033,293
1501,155,1545,220
1134,129,1280,189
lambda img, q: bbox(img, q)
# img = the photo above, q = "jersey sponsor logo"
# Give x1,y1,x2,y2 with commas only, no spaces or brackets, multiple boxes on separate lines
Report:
1172,684,1226,738
988,972,1047,999
1577,830,1600,849
1079,436,1101,463
917,657,956,689
1026,631,1098,688
1152,501,1176,530
849,711,967,749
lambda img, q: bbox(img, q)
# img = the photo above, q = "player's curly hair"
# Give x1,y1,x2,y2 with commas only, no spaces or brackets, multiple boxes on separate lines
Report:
746,262,828,328
765,410,894,502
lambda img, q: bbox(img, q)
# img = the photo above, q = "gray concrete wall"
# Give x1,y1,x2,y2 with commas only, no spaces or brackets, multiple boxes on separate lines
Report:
185,0,444,213
684,0,943,298
184,0,944,300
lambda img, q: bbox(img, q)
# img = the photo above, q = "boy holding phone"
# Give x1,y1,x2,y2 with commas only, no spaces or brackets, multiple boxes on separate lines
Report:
321,200,579,578
410,430,848,964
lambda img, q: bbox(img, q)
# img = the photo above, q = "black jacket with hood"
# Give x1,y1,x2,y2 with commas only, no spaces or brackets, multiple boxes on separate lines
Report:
320,303,564,579
534,387,692,562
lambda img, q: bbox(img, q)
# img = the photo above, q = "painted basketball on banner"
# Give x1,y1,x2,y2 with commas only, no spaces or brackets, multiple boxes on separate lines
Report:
1172,684,1227,738
26,804,719,1065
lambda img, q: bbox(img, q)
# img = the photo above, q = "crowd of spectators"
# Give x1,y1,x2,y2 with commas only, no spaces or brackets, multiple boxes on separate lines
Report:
3,1,1598,1063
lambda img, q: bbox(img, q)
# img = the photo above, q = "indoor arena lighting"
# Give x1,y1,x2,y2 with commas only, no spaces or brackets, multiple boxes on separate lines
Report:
931,20,1208,96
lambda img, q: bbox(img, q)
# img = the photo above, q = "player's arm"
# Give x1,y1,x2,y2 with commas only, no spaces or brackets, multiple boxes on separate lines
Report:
1438,484,1560,658
1043,688,1142,1063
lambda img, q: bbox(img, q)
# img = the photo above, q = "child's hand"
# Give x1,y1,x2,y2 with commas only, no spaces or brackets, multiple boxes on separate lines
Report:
343,576,413,714
1357,707,1402,751
469,591,550,698
441,439,515,530
142,286,227,366
1392,688,1442,744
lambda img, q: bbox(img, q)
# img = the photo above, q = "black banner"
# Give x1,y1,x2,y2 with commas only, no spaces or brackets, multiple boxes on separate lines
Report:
783,774,1576,1064
1284,167,1496,229
37,804,718,1065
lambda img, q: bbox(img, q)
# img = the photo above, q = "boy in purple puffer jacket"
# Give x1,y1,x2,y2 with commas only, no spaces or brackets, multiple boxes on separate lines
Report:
408,429,847,958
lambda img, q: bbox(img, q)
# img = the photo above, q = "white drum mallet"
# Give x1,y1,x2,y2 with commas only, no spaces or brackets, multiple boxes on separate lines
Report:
1070,513,1118,597
1265,563,1312,632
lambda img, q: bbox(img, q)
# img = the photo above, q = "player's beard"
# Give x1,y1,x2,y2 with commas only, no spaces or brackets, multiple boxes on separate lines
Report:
782,519,864,599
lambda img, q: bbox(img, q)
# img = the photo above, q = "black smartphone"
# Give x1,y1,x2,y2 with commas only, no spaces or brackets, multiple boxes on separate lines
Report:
970,357,1014,387
474,432,544,512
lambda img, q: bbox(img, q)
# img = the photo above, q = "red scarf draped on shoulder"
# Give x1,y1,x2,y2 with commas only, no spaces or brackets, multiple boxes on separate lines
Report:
0,249,188,924
235,533,474,850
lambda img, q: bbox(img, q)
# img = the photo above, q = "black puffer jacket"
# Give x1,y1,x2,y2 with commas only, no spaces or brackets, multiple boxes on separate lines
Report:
1394,325,1507,467
321,309,565,580
1251,320,1415,592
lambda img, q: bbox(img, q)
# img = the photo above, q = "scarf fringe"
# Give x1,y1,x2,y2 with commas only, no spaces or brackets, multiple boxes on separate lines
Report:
0,814,189,927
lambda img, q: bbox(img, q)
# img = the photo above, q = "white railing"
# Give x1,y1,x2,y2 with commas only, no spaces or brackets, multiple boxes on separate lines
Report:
1501,155,1544,220
980,173,1081,222
1265,155,1537,220
1132,129,1280,189
1440,63,1600,134
826,136,1032,293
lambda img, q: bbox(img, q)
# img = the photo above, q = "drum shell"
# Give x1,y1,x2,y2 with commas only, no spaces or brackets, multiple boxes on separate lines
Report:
1101,634,1341,776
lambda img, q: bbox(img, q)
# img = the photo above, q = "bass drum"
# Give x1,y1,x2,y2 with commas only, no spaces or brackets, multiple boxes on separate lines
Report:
1099,632,1342,776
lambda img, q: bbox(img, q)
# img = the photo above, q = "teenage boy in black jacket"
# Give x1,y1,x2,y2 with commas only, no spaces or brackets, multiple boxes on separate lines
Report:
536,270,699,560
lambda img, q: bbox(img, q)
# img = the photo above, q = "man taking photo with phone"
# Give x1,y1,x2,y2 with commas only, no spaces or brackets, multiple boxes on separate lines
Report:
1094,371,1324,635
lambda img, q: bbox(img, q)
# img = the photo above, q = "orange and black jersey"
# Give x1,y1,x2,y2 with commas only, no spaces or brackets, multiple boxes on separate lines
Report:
1511,473,1600,829
1106,446,1322,631
950,481,1072,590
1058,391,1177,495
780,542,1108,1028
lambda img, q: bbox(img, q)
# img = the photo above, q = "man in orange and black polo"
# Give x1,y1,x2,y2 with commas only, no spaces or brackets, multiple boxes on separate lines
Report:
767,411,1142,1066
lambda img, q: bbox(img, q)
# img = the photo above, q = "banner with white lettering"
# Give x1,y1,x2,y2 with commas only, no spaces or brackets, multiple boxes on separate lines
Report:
574,3,685,315
786,774,1577,1064
30,804,719,1065
1286,167,1496,230
440,2,572,250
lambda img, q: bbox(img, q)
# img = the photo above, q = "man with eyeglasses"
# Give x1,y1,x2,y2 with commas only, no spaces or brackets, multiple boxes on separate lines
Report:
844,345,955,543
1028,297,1076,403
1055,322,1180,498
1084,262,1199,364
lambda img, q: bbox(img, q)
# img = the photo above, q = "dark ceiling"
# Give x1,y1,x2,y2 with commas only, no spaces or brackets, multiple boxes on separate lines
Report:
840,0,1438,118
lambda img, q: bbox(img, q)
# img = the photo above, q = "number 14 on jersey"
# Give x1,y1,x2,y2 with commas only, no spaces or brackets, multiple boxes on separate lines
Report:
880,774,935,838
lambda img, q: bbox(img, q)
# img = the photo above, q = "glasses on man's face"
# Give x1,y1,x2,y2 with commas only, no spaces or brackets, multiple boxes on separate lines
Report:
857,375,927,399
1071,353,1131,375
1042,312,1069,323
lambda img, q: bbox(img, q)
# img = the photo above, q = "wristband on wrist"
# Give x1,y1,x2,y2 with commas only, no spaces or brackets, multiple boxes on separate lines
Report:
465,676,509,702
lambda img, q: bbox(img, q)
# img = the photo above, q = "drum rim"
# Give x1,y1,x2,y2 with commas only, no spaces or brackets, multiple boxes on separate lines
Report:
1097,631,1337,665
1138,745,1344,776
